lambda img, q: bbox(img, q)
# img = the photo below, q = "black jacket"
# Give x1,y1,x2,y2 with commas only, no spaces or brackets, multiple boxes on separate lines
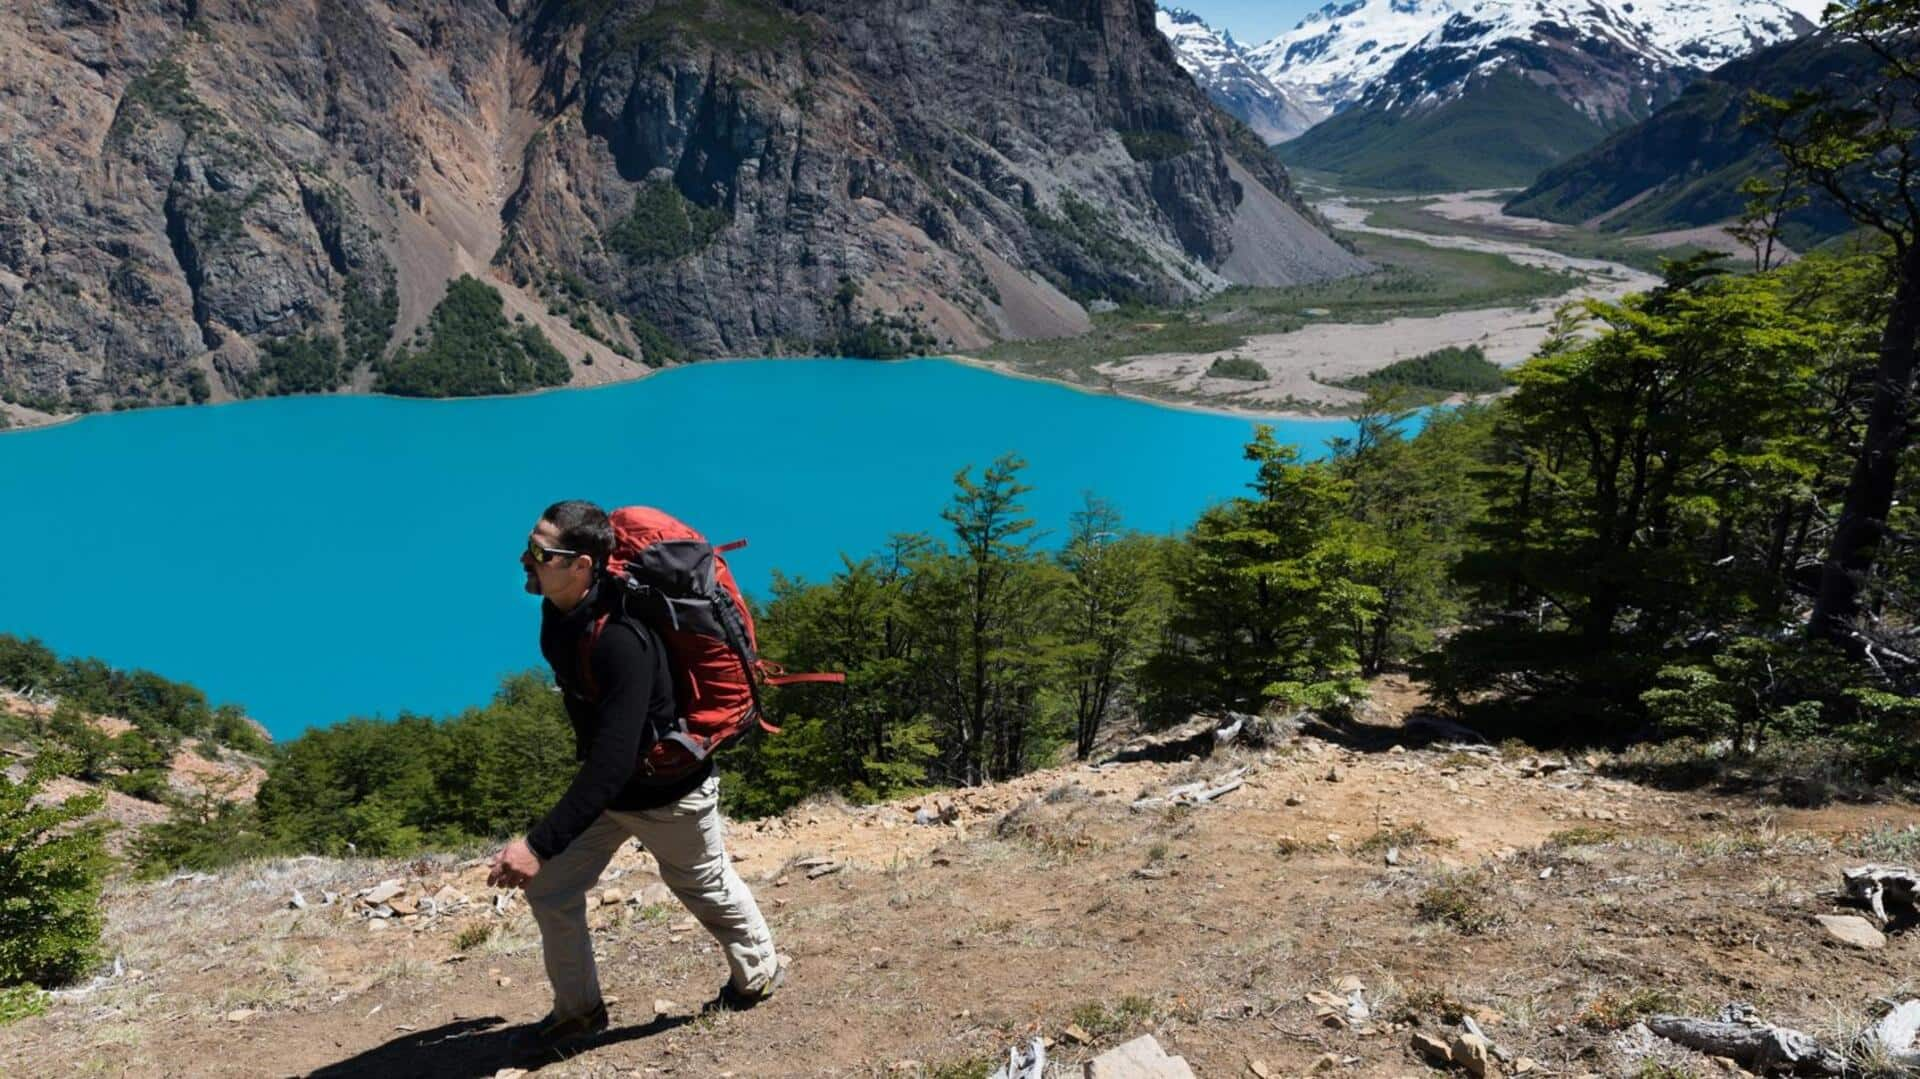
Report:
525,582,711,860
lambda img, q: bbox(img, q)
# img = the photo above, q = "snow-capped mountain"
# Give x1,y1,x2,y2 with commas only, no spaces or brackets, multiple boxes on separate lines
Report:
1251,0,1826,115
1248,0,1458,117
1155,7,1323,142
1621,0,1827,67
1356,0,1690,121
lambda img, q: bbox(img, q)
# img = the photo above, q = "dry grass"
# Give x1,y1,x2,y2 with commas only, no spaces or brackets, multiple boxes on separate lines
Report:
1578,987,1687,1031
1414,869,1503,935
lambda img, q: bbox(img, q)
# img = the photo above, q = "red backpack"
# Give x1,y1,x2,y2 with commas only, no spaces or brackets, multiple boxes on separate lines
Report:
578,506,842,779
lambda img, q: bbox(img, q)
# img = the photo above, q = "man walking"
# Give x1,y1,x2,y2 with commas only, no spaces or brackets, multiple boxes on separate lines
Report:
490,499,785,1057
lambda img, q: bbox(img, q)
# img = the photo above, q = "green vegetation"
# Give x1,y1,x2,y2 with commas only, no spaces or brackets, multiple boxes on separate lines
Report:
250,334,346,395
194,183,270,244
379,276,571,398
625,312,683,367
1070,995,1155,1038
610,0,811,52
1276,69,1613,192
0,984,47,1026
1340,345,1507,398
341,267,399,369
1119,131,1193,163
129,786,278,879
1205,355,1267,381
0,761,109,990
606,181,730,264
1414,870,1500,933
252,673,577,856
109,57,218,141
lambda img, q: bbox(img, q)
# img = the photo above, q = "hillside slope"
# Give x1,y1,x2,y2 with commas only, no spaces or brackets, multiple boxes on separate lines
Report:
5,677,1915,1077
1504,32,1874,244
0,0,1364,417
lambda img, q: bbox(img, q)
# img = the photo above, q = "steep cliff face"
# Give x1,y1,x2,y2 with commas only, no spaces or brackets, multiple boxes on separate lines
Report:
0,0,1364,416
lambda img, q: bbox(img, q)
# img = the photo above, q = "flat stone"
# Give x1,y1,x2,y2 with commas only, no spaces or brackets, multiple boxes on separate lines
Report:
225,1008,256,1022
362,879,406,905
1817,914,1887,949
1410,1032,1453,1068
1083,1035,1196,1078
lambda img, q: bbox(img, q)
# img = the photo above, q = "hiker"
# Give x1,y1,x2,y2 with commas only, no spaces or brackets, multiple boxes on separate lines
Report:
488,499,786,1057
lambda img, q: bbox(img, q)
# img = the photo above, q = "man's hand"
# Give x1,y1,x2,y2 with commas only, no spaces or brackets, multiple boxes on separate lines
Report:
487,838,542,889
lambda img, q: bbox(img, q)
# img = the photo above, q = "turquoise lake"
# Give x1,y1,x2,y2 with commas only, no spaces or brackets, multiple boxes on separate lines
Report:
0,358,1363,741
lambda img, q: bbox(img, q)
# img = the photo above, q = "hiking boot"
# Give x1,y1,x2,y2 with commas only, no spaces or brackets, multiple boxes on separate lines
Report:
508,1001,609,1058
708,953,789,1012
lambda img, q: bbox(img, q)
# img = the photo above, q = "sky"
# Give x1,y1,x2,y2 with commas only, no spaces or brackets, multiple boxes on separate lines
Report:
1171,1,1329,45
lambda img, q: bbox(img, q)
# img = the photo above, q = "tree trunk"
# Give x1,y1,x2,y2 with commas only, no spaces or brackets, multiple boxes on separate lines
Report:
1811,254,1920,650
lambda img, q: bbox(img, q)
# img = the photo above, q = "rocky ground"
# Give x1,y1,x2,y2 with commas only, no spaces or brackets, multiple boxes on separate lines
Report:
4,676,1917,1078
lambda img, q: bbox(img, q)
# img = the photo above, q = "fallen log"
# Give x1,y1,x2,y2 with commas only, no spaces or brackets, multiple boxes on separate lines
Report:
1645,1005,1847,1076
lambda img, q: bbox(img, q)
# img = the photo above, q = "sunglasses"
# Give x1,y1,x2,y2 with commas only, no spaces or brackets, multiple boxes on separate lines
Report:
525,539,584,566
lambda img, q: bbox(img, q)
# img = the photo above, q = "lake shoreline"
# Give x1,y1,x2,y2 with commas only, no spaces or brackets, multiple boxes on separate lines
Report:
0,352,1345,438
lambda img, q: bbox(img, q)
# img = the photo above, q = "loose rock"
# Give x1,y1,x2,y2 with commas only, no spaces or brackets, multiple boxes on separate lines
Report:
1411,1032,1454,1068
1083,1034,1196,1078
1450,1032,1494,1078
1816,914,1887,950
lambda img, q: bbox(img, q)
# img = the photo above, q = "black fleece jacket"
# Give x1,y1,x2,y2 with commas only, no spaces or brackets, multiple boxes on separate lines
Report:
525,582,711,861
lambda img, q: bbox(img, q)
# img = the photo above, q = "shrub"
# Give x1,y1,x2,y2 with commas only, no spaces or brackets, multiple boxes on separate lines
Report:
1119,130,1192,162
255,334,345,395
378,276,571,398
1206,355,1268,381
0,762,110,988
606,181,729,264
131,784,283,878
1641,637,1847,752
1414,870,1500,934
1342,345,1507,396
0,984,47,1026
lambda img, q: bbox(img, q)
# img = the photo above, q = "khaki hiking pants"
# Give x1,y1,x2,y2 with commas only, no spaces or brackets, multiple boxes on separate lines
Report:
523,773,777,1020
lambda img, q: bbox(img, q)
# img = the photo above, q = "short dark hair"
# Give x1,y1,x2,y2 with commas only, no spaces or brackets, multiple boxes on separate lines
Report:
541,500,614,569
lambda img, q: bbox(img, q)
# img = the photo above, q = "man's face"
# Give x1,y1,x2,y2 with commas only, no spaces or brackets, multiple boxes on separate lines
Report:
522,518,592,600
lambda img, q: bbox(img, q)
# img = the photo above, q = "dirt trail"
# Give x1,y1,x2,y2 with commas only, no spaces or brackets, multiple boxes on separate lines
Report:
7,678,1916,1078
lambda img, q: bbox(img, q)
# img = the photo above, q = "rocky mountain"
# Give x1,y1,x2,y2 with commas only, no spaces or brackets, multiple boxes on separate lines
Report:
1270,0,1824,190
1155,7,1322,143
1504,30,1871,245
0,0,1365,418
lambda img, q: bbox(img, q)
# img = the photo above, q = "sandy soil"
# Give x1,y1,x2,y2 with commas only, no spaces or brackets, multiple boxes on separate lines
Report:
6,676,1915,1078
